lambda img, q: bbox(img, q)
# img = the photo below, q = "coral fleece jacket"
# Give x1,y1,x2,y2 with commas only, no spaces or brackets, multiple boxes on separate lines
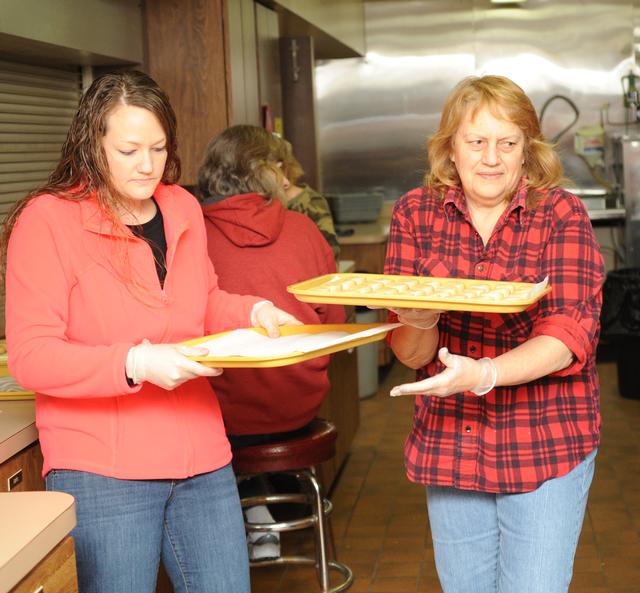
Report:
203,193,345,435
5,184,260,479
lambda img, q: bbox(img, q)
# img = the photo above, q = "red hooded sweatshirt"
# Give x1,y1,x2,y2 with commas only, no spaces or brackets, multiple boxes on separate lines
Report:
202,193,345,435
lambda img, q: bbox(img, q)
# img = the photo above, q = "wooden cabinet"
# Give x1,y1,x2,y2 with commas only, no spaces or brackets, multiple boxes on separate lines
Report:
339,239,393,366
144,0,232,185
317,344,359,490
340,241,387,275
10,536,78,593
0,442,44,492
1,443,76,593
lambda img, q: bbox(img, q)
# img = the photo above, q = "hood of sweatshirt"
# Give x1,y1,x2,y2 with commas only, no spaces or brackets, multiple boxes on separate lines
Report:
202,192,285,247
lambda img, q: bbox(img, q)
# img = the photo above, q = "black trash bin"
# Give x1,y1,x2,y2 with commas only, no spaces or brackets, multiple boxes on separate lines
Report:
601,268,640,398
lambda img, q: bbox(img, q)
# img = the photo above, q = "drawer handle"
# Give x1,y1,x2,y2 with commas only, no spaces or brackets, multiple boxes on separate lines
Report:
7,468,23,491
32,587,44,593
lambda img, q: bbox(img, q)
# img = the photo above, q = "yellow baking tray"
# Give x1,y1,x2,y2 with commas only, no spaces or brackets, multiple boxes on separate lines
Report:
287,273,551,313
0,392,34,400
0,340,8,378
181,323,392,368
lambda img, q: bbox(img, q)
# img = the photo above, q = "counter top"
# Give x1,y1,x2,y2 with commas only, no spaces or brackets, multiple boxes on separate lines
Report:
588,208,625,221
0,491,76,593
334,199,625,236
338,259,356,273
0,401,37,465
336,221,389,245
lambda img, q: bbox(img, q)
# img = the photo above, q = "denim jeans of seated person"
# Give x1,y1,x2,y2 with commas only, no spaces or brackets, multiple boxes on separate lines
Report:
46,463,250,593
425,448,597,593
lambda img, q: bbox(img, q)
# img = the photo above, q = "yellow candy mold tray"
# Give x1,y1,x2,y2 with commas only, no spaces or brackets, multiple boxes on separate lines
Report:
0,392,34,400
181,323,395,368
0,340,8,378
287,273,551,313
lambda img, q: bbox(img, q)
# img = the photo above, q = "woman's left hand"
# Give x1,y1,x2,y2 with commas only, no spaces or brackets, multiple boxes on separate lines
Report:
390,347,497,398
389,307,443,330
252,301,303,338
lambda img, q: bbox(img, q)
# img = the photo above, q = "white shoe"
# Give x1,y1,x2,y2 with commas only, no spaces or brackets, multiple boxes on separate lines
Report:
245,505,281,561
248,532,281,561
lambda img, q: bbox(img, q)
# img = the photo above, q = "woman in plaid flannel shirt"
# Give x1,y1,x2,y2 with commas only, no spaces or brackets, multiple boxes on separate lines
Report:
385,75,604,593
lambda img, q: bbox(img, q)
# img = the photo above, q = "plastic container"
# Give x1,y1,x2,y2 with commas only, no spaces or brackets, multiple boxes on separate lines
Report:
355,308,379,399
326,192,384,224
601,268,640,398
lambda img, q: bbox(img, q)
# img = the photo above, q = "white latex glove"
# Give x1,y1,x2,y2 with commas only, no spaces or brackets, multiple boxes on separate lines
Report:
251,301,302,338
389,347,497,398
389,307,443,330
126,339,222,390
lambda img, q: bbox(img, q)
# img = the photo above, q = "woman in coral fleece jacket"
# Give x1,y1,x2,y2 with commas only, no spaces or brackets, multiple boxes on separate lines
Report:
197,125,345,561
2,71,298,593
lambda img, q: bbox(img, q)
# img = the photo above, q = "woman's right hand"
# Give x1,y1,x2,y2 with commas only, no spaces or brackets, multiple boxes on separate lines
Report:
126,339,222,390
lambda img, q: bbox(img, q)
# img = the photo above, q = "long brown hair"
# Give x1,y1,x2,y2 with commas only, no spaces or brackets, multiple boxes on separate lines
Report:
196,125,287,203
426,75,566,207
1,70,180,268
273,136,304,185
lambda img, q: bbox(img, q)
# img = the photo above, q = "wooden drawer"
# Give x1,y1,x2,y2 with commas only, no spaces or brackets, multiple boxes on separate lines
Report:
317,345,360,490
11,536,78,593
0,443,44,492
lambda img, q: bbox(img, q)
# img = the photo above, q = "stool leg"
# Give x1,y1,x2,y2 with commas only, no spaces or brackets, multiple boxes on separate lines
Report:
306,468,331,591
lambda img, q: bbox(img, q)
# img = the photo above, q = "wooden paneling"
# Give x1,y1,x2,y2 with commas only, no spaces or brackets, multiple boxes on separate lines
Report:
339,242,393,365
0,442,44,492
318,323,359,490
11,536,78,593
255,3,282,128
144,0,231,185
227,0,261,126
339,241,387,275
280,36,320,191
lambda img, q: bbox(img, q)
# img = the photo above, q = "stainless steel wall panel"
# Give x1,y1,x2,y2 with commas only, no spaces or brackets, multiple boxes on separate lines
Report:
317,0,639,199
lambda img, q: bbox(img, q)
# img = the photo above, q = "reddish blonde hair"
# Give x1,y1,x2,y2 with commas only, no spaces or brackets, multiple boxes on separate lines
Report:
426,75,565,206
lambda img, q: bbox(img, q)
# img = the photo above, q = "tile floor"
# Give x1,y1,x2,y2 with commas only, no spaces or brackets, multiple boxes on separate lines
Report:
250,358,640,593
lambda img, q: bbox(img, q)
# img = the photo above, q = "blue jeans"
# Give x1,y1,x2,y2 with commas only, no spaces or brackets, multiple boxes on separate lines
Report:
46,464,250,593
426,448,597,593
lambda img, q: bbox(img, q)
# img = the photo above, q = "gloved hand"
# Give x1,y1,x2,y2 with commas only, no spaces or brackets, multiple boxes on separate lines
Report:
389,307,443,330
126,339,222,390
251,301,302,338
389,347,498,398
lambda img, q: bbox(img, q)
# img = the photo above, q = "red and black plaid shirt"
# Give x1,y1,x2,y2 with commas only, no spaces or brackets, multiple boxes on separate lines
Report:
385,180,604,493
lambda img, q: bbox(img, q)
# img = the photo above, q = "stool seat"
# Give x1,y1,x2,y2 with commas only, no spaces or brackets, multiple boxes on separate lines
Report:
232,418,338,474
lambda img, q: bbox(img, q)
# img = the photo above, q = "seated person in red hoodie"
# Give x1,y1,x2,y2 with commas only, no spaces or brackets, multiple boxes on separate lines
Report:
196,125,346,561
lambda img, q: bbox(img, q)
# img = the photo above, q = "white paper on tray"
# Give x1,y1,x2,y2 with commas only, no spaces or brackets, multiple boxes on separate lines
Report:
199,323,402,358
527,276,549,299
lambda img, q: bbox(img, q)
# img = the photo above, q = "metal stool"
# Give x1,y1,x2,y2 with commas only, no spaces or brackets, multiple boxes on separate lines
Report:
232,418,353,593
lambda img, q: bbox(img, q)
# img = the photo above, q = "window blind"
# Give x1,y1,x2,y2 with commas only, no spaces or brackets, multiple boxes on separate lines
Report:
0,59,81,218
0,59,81,337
